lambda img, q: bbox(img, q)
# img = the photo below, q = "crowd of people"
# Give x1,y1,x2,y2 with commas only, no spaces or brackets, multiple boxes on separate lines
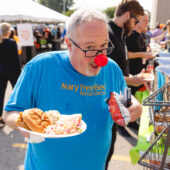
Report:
151,20,170,52
33,25,64,52
0,0,170,170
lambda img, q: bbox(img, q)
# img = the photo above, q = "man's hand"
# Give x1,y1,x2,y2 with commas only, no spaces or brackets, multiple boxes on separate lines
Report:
107,92,131,126
107,92,142,126
127,95,142,122
125,69,154,86
3,111,30,138
2,111,19,130
144,52,155,59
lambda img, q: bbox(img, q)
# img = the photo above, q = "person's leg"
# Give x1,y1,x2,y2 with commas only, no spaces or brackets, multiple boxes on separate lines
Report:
9,71,20,88
0,78,8,119
105,123,118,170
52,41,57,51
117,125,131,137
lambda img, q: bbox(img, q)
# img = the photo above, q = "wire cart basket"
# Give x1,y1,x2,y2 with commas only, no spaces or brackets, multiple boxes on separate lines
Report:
143,82,170,126
138,82,170,170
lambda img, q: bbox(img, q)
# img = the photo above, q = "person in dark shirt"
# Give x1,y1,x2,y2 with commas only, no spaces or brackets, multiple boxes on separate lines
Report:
125,13,155,139
108,21,129,76
126,30,145,94
0,22,21,125
106,1,145,169
106,2,155,169
47,31,57,51
34,30,42,52
126,13,154,95
56,27,62,39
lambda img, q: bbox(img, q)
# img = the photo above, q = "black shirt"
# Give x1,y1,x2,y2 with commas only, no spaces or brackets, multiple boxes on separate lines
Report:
126,30,145,75
126,30,147,94
0,38,21,72
108,20,129,76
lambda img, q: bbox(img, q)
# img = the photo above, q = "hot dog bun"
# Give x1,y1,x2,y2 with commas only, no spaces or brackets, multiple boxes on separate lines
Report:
16,108,51,133
22,108,51,133
16,112,30,130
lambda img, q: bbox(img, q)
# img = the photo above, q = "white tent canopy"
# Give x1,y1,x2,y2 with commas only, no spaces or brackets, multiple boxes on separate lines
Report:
0,0,68,23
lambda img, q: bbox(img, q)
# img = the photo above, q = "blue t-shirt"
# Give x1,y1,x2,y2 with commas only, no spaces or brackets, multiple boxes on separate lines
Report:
5,51,126,170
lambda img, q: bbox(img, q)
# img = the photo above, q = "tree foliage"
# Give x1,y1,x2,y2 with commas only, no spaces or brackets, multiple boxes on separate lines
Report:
103,6,116,19
64,9,76,16
38,0,74,13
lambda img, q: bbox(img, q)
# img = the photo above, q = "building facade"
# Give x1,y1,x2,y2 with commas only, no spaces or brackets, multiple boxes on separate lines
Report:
151,0,170,28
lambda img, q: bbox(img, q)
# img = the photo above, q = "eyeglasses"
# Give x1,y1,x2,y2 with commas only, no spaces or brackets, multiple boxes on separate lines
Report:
131,14,140,25
69,38,114,58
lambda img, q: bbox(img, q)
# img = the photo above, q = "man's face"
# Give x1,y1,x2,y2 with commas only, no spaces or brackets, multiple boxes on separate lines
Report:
123,15,142,36
67,19,109,77
139,14,149,33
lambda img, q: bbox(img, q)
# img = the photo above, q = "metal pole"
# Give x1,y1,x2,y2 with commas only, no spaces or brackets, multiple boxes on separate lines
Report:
160,126,170,170
63,0,65,13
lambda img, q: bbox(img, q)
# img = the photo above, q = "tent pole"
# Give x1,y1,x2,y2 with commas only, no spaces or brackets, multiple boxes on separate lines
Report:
63,0,65,13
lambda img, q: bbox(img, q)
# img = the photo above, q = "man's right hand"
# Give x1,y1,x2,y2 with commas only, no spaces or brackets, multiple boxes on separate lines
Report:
125,69,153,86
144,52,155,59
3,111,30,138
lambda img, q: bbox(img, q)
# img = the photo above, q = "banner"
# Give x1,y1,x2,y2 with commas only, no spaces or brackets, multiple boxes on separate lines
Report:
17,23,34,46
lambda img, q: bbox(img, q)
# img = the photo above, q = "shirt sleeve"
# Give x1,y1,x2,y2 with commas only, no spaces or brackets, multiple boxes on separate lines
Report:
4,63,36,112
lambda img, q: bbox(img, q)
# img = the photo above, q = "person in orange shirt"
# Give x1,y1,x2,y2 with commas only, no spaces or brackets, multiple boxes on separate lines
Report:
10,27,22,55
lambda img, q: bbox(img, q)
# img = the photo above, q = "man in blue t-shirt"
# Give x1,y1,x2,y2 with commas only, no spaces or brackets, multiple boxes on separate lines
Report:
3,8,142,170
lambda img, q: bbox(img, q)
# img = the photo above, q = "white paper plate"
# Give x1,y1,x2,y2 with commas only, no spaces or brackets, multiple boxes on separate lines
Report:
143,77,154,81
142,74,154,81
18,120,87,143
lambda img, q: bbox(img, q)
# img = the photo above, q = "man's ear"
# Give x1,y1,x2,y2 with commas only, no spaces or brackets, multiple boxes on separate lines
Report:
65,38,72,51
124,11,130,20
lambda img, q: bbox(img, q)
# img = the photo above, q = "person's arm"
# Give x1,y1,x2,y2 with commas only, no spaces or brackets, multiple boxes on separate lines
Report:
125,75,153,86
128,51,154,59
124,67,154,86
124,74,149,86
124,76,140,86
2,111,19,130
3,111,30,138
151,32,166,41
128,95,142,122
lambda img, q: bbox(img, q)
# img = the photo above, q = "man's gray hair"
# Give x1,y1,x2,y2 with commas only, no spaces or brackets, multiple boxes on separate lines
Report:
0,22,11,43
1,22,11,36
66,8,108,38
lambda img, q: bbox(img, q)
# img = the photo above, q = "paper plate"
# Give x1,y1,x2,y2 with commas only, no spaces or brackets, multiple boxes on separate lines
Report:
142,73,154,81
18,120,87,143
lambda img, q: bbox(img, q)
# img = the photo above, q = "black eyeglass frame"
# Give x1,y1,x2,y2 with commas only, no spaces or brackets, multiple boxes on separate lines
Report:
130,14,140,25
69,38,115,58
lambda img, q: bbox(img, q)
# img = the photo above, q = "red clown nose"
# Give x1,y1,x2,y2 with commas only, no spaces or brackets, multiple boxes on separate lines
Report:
94,54,108,67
